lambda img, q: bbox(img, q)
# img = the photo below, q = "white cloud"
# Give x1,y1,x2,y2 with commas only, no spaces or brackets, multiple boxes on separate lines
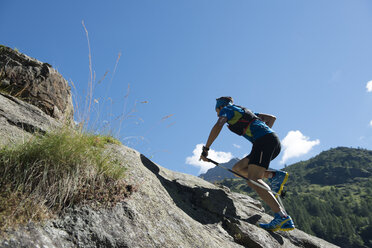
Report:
280,130,320,164
369,120,372,127
233,144,241,149
366,80,372,92
186,144,233,174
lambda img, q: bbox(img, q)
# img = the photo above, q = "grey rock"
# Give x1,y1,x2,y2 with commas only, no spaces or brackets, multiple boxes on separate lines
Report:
0,145,339,248
0,92,59,146
0,45,73,123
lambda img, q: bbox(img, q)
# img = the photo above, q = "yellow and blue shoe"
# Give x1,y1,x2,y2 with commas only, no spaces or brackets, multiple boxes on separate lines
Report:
269,170,289,198
280,218,295,231
259,213,294,231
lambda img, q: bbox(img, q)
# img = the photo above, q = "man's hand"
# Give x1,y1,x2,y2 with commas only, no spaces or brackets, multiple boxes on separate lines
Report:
199,146,209,161
200,155,209,162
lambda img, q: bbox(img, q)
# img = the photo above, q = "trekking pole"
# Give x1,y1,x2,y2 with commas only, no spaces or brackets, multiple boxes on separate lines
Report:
206,158,288,215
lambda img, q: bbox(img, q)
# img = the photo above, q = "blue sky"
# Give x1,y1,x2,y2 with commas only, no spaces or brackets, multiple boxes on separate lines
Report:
2,1,372,176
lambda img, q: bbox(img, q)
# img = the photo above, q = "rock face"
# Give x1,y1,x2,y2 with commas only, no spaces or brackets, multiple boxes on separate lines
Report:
0,48,339,248
0,45,73,123
1,143,339,248
0,92,60,146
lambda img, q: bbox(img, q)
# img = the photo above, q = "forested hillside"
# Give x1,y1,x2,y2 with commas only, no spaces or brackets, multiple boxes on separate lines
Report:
215,147,372,248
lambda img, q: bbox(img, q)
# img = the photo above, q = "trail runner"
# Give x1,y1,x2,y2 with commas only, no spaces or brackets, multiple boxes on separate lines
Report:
200,96,295,231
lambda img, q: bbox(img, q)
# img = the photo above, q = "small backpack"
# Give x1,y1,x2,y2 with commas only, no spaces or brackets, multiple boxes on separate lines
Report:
227,105,258,136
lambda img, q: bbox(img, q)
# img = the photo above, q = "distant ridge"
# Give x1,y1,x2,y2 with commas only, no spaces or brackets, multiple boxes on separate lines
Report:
199,158,240,182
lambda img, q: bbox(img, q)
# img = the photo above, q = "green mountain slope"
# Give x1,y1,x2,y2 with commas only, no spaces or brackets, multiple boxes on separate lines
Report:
213,147,372,248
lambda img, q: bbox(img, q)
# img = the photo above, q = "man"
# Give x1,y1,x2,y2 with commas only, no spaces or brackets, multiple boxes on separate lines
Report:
200,96,295,231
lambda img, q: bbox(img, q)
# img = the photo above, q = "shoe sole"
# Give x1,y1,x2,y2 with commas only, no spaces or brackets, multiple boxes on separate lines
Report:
275,172,289,198
280,226,295,231
280,221,296,231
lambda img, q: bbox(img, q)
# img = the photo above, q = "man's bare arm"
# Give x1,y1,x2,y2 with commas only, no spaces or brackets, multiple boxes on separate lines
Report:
205,117,227,148
257,113,276,128
200,117,227,161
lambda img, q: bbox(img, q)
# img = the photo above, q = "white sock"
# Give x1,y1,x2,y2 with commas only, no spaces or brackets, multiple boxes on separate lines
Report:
278,210,287,218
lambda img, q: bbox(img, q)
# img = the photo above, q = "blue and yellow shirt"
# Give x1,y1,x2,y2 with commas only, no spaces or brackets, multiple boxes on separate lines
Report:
219,104,273,143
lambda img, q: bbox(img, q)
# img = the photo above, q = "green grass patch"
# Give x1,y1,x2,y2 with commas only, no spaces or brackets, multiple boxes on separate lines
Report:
0,128,132,232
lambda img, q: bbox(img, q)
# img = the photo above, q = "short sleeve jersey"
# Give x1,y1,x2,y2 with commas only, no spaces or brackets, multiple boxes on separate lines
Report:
219,104,273,143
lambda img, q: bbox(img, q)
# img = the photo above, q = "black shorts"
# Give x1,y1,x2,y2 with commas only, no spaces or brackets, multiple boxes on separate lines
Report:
246,132,281,169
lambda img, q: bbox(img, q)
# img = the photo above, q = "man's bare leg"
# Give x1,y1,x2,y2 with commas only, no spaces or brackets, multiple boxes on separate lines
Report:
232,158,275,179
245,163,282,213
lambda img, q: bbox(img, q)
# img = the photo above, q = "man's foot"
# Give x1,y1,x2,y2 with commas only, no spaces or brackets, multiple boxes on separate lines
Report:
259,213,294,231
269,170,289,198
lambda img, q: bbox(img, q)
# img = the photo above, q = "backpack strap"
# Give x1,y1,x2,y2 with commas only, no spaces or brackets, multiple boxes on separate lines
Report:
242,118,257,135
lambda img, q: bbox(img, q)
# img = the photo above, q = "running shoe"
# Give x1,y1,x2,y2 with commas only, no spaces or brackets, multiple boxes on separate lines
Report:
280,218,295,231
259,213,293,231
269,170,289,198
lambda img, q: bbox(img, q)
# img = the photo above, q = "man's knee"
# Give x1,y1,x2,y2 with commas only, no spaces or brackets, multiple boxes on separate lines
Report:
232,158,249,171
246,163,265,179
232,165,243,174
232,160,248,178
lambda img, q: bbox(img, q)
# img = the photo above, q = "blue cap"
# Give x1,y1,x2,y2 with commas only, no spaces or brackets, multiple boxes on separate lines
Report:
215,98,232,109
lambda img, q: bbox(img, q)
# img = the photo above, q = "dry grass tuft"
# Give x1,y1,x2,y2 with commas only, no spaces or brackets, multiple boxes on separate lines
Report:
0,128,132,232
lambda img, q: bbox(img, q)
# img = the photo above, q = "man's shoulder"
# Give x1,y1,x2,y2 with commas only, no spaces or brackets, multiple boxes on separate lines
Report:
226,104,249,113
218,106,232,117
220,105,234,114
